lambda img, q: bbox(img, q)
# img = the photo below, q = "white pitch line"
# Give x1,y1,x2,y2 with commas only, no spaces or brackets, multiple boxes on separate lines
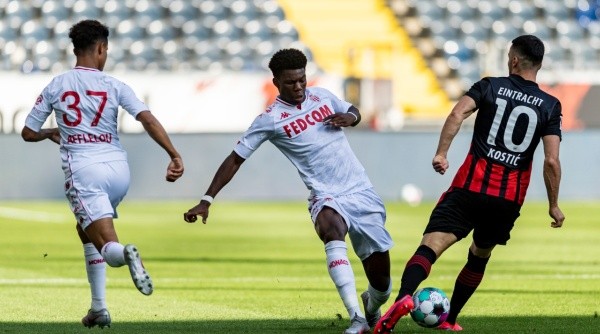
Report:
0,206,71,223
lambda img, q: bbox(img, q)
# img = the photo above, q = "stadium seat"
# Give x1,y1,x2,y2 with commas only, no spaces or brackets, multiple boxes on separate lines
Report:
5,1,34,29
133,0,165,27
40,1,70,29
168,0,198,28
31,40,60,71
103,0,131,27
20,20,50,49
71,0,101,22
146,19,177,49
116,19,145,49
181,20,211,49
0,21,17,48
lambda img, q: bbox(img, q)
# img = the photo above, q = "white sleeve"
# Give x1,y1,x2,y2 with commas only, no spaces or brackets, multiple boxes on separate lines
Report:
234,113,274,159
118,81,149,118
24,85,54,132
316,87,353,113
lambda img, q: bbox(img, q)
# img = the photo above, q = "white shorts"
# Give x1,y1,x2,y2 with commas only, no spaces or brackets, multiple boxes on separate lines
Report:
308,188,394,261
64,160,130,230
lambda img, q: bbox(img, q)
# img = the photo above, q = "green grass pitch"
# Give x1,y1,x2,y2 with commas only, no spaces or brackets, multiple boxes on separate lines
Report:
0,200,599,333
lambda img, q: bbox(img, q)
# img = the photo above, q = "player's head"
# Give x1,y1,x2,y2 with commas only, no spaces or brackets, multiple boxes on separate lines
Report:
69,20,109,70
508,35,544,74
269,48,308,105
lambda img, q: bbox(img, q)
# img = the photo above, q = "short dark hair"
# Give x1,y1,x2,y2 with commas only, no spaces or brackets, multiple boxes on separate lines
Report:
268,48,307,78
511,35,544,67
69,20,109,55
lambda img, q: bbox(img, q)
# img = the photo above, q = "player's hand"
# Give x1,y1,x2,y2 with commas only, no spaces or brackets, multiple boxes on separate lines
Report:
323,112,354,127
183,201,210,224
432,155,449,175
549,206,564,228
166,157,184,182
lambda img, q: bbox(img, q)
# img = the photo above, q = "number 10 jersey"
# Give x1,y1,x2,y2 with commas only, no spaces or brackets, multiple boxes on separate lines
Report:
453,74,562,205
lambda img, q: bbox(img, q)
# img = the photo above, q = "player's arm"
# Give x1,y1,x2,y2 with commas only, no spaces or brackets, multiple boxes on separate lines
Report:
542,134,564,228
184,151,246,224
21,126,60,144
432,95,477,175
323,106,361,127
136,110,184,182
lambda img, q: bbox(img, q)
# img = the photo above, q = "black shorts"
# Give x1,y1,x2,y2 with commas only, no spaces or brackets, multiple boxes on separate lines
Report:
425,188,521,248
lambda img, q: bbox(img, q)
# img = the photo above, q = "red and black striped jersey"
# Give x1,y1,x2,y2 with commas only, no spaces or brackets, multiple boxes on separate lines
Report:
450,74,562,205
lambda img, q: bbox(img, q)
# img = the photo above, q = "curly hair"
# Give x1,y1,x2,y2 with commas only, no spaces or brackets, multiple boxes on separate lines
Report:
511,35,544,67
69,20,109,55
268,48,307,78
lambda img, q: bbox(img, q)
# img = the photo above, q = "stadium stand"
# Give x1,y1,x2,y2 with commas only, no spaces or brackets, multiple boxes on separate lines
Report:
0,0,306,73
1,0,598,122
385,0,600,99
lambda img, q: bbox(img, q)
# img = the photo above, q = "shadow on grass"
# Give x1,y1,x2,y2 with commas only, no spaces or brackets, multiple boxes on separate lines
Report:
1,316,598,334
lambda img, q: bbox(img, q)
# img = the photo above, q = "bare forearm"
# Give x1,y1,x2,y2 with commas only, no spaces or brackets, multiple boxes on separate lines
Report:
435,113,462,157
543,157,561,207
140,114,180,159
205,152,244,198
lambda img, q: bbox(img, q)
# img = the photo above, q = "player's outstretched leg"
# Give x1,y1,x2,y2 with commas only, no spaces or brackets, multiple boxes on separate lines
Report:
124,244,153,295
82,308,111,328
372,294,414,334
344,313,369,334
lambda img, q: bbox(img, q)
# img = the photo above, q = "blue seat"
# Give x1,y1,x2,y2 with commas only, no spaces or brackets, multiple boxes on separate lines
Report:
71,0,101,21
20,20,50,49
146,19,177,48
0,21,17,47
32,41,61,71
103,0,131,27
128,40,156,70
181,21,212,49
52,21,72,50
40,1,70,29
5,1,34,29
168,0,198,28
116,19,145,48
477,1,505,29
133,0,165,26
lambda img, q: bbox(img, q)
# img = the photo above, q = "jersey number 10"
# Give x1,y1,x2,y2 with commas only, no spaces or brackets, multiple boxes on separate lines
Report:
487,97,537,153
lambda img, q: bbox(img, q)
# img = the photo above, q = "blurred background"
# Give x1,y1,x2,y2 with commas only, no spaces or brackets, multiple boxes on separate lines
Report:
1,0,599,202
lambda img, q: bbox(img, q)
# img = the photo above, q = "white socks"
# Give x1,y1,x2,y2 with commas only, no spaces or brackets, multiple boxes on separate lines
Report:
84,243,107,311
100,241,126,267
367,281,392,315
325,240,363,319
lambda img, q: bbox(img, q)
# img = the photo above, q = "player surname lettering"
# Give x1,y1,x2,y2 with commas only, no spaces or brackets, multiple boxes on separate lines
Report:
487,147,521,166
497,87,544,107
67,133,113,144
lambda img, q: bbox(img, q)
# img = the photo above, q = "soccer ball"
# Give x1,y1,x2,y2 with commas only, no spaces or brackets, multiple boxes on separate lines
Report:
410,287,450,328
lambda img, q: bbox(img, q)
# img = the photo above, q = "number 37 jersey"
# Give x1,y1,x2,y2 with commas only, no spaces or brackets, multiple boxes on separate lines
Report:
25,66,148,173
453,74,562,205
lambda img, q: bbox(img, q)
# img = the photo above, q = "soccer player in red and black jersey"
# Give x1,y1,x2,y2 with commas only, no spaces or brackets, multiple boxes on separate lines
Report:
374,35,565,333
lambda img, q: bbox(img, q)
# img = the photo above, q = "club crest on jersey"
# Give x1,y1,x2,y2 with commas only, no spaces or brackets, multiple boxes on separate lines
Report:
282,104,333,138
35,94,43,105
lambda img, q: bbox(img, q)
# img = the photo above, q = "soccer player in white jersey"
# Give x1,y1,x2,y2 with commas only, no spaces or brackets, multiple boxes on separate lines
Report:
184,48,393,334
21,20,184,329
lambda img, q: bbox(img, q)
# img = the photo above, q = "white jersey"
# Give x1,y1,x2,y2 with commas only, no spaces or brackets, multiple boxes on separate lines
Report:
25,66,148,174
234,87,372,197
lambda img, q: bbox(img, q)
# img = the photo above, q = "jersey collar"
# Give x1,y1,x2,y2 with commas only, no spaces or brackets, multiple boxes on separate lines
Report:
74,66,100,72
